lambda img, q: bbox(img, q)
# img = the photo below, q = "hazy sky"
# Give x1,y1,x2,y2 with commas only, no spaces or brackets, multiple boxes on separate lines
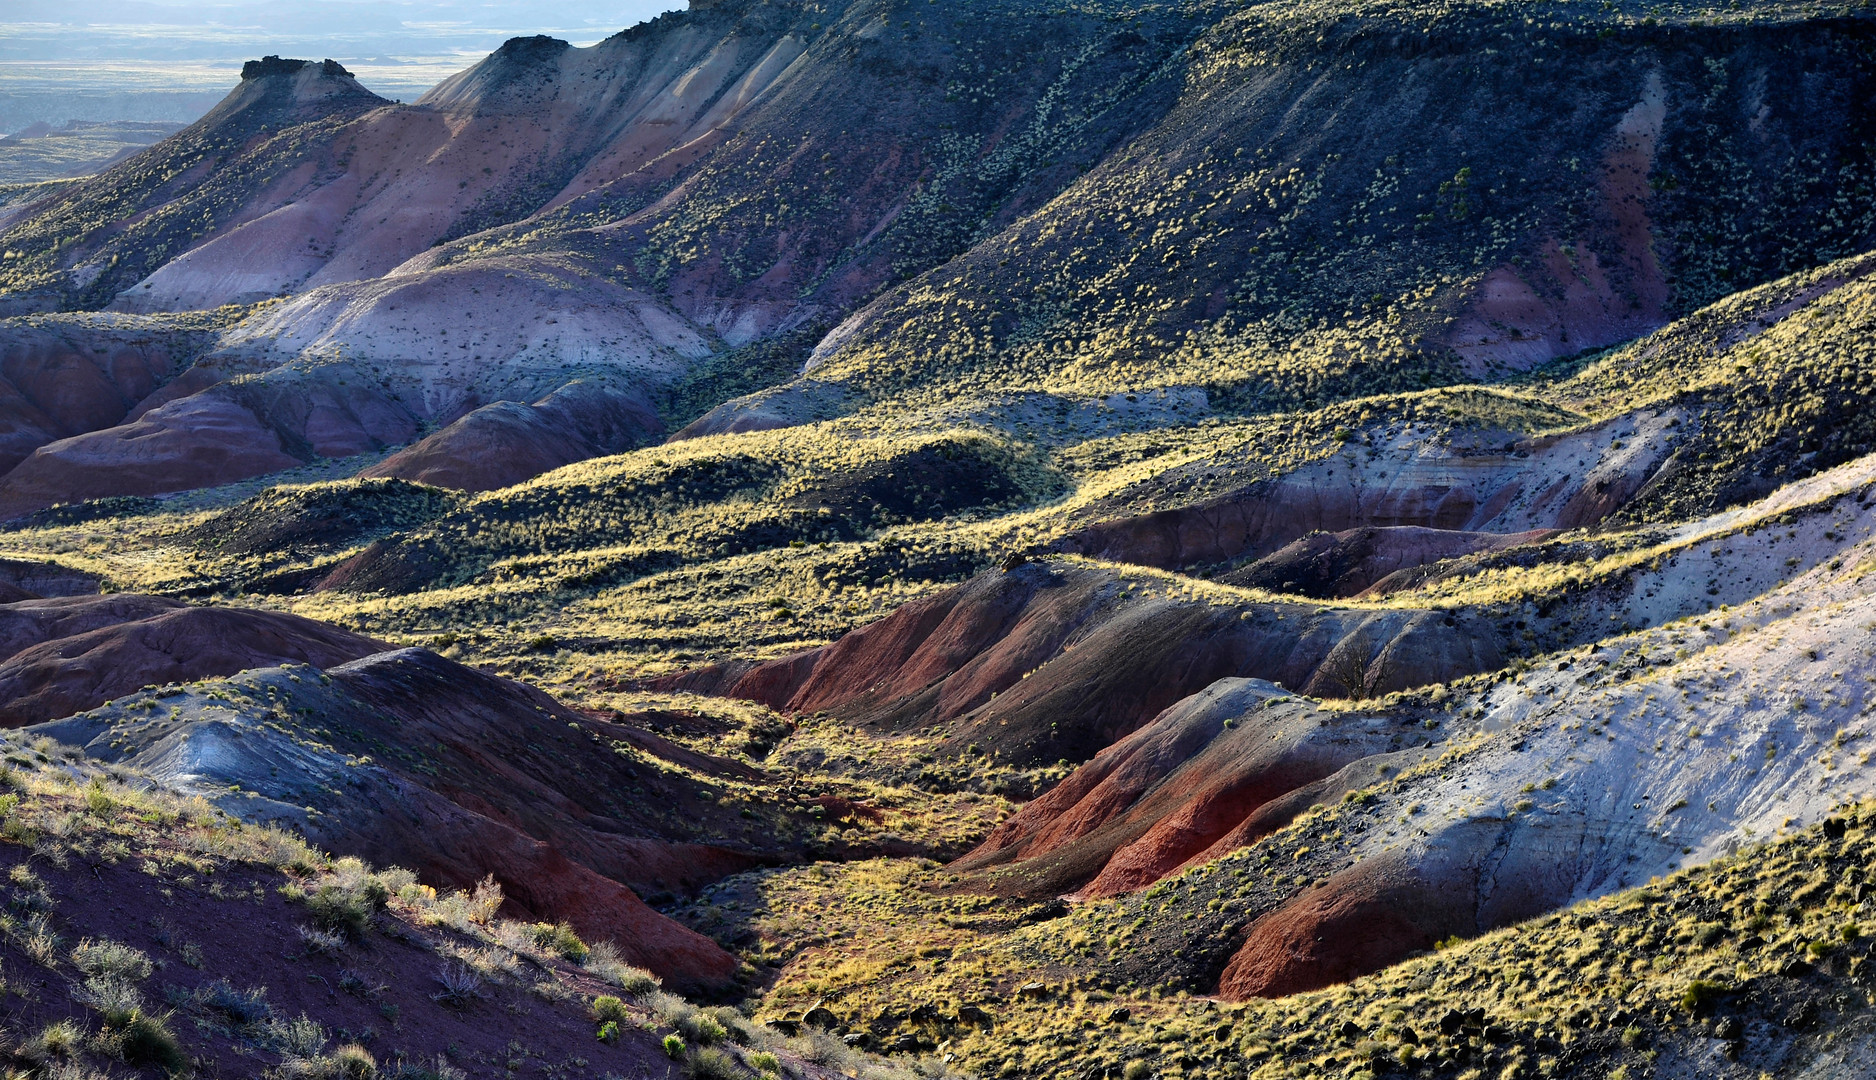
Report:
1,1,684,60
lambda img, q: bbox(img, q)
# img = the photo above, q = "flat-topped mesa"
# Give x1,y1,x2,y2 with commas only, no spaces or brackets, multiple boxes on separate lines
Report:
239,56,353,81
200,53,386,130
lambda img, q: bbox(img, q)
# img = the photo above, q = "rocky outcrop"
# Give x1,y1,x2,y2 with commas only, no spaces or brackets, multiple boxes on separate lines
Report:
239,57,354,82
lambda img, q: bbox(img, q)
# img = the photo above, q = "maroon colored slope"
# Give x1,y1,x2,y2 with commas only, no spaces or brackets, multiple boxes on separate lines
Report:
655,561,1508,766
1221,525,1559,598
0,598,389,725
0,319,217,474
950,679,1433,899
290,648,751,990
360,381,660,492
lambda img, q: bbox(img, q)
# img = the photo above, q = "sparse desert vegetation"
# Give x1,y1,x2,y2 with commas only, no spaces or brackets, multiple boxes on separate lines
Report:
0,0,1874,1075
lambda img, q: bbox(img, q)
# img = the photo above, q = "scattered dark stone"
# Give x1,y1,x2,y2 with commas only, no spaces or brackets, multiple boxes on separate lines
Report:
803,1007,840,1030
1336,1020,1364,1041
1019,899,1071,924
766,1020,801,1037
908,1004,942,1026
1780,959,1816,978
958,1004,995,1027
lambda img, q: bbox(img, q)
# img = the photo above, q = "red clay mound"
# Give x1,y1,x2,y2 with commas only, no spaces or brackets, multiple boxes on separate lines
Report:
1221,526,1558,598
0,594,187,661
950,679,1432,898
0,827,705,1080
1215,852,1469,999
654,561,1508,765
1215,808,1579,999
0,359,440,521
0,602,387,725
317,649,767,905
0,391,299,521
318,766,739,993
0,319,216,473
32,645,761,992
361,382,660,492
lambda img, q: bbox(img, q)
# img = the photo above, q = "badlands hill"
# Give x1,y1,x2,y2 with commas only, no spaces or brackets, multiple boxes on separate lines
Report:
0,0,1870,515
0,0,1873,1077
